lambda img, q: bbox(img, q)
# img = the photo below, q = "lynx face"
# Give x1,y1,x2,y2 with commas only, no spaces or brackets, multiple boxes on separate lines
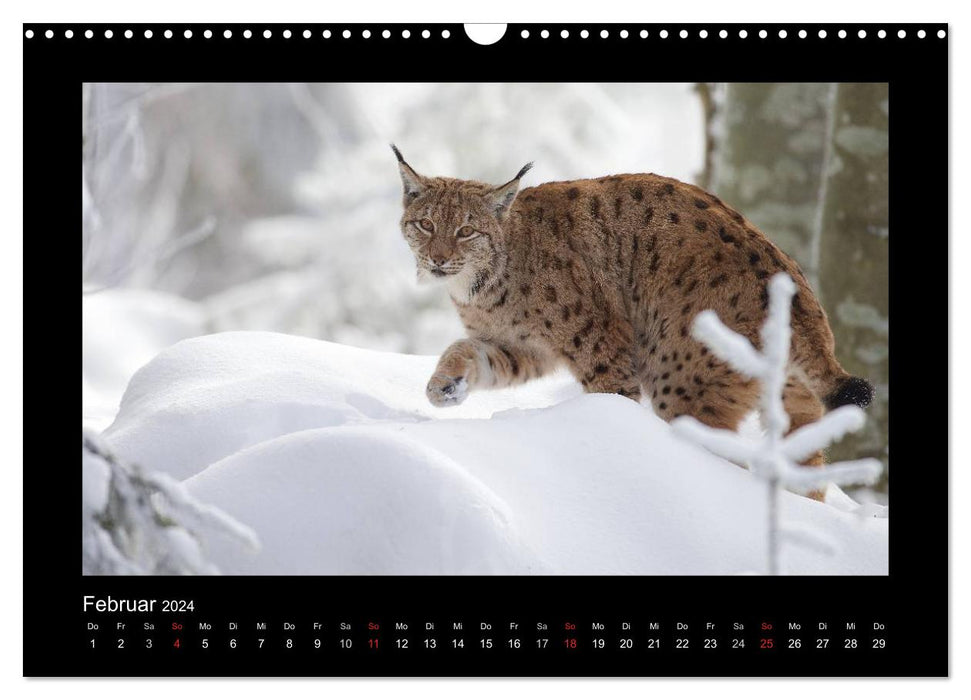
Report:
393,145,532,291
399,184,504,286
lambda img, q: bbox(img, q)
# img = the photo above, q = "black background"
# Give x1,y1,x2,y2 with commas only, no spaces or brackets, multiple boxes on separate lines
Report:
23,22,948,677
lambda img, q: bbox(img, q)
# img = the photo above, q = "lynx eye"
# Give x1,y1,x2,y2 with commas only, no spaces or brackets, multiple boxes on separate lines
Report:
456,225,478,240
417,218,435,233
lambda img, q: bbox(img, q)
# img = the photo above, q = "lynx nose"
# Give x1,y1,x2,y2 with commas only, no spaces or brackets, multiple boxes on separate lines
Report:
431,255,448,267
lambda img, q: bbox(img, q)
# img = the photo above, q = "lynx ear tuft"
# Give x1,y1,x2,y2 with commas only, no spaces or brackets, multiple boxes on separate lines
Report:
514,162,534,181
487,162,533,218
391,144,426,202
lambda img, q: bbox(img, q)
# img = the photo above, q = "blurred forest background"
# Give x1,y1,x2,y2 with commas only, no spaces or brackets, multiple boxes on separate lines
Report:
82,82,888,495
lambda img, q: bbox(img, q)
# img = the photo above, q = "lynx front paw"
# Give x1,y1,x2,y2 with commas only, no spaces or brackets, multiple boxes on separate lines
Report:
426,374,469,407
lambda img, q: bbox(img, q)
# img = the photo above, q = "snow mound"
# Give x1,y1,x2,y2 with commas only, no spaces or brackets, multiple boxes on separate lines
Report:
84,289,207,431
188,429,538,575
103,331,887,575
104,332,581,480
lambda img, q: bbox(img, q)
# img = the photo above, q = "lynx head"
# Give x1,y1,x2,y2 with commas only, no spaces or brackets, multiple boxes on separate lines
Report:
392,145,532,290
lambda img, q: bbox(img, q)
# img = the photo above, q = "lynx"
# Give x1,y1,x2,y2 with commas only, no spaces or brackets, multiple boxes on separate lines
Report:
393,146,873,467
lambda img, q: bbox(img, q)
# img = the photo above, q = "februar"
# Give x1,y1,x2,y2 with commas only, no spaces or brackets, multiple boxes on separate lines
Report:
83,596,156,612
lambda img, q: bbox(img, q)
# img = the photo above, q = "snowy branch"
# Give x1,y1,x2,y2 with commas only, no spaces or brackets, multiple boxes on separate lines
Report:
82,431,259,575
781,406,867,463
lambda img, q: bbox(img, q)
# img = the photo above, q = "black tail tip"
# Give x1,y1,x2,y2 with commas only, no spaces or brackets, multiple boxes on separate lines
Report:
825,376,874,410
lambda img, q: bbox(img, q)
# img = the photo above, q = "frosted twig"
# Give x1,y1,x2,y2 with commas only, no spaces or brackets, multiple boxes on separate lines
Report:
781,459,883,493
781,406,867,463
82,432,259,575
692,311,767,377
670,417,759,465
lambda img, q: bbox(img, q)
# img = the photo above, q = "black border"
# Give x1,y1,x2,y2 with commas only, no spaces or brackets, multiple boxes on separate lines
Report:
24,22,948,677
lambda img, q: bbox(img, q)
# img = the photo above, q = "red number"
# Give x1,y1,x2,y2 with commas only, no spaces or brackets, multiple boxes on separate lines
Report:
760,638,774,649
173,638,181,649
564,638,577,649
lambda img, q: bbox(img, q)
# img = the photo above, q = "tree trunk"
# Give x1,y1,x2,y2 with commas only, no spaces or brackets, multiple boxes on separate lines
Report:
713,83,832,287
712,83,889,491
815,83,889,486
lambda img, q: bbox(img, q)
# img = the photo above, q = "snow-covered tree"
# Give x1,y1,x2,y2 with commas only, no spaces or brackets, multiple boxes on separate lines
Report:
671,273,882,575
82,431,259,575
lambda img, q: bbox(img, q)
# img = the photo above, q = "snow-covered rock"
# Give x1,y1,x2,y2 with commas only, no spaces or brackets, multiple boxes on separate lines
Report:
103,331,888,576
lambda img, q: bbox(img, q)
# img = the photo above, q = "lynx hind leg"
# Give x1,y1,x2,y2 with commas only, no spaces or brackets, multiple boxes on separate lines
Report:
576,349,643,402
644,346,760,429
782,375,828,500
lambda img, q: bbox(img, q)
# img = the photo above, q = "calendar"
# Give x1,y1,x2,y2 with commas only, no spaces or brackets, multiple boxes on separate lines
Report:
23,22,947,677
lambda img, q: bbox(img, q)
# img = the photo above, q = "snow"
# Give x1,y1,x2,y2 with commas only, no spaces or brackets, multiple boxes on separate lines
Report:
102,331,888,576
83,288,207,431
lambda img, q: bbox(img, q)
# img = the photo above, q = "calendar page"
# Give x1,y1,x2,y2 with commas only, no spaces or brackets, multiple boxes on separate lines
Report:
24,22,947,677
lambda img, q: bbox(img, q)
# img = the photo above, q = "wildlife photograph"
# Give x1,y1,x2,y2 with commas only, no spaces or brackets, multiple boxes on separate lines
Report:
82,82,889,576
